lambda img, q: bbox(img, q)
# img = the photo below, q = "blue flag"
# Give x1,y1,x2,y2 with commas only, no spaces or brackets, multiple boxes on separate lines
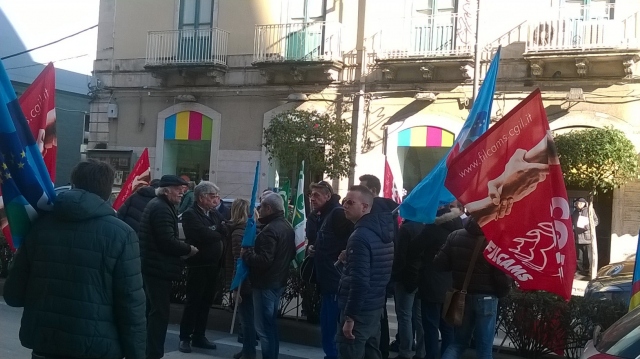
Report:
230,161,260,291
399,47,501,224
0,60,56,249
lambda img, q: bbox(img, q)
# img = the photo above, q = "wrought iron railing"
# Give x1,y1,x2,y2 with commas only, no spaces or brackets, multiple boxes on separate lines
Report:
374,14,474,60
253,22,342,63
146,28,229,66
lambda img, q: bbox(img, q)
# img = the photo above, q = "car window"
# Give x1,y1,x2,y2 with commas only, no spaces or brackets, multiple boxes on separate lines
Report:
597,307,640,358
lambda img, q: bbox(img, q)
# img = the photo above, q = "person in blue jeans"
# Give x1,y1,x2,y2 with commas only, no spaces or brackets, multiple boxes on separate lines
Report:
242,193,295,359
336,185,394,359
306,181,354,359
433,217,512,359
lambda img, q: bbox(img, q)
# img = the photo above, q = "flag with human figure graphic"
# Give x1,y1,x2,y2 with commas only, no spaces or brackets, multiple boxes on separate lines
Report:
292,161,306,267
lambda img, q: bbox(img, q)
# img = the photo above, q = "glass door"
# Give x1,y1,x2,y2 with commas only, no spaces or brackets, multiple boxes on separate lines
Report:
178,0,214,62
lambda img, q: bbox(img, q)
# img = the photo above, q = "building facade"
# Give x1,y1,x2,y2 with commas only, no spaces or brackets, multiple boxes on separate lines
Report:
91,0,640,265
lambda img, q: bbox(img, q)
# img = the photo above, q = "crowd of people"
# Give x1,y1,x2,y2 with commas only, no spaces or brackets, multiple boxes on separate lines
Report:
4,159,519,359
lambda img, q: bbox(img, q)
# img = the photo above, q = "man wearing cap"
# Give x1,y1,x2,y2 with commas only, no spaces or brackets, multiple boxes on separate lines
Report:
306,181,353,359
139,175,199,359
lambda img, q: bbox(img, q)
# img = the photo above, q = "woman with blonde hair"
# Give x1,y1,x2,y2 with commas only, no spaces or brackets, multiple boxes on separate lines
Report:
226,198,256,359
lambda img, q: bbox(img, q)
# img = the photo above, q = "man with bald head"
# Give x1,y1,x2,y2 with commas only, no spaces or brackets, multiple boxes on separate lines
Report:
336,185,395,359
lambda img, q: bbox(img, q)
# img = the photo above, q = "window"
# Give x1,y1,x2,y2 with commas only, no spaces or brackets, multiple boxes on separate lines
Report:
179,0,213,30
415,0,458,16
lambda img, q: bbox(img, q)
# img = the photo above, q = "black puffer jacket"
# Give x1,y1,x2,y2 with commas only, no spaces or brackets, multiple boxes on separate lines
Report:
434,218,512,297
3,189,146,359
138,195,192,281
338,209,395,317
117,185,156,233
406,209,463,302
242,211,295,289
310,195,354,294
306,194,341,246
182,205,225,267
391,220,424,288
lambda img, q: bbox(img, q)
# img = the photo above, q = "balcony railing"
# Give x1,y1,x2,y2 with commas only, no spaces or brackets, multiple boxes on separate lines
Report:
374,14,473,60
526,4,640,52
253,22,341,63
146,28,229,67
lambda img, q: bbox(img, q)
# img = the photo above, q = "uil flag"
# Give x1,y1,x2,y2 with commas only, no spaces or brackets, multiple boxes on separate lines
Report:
230,161,260,291
444,89,576,300
0,60,56,250
112,148,151,210
19,62,56,182
399,47,501,224
292,161,307,267
629,234,640,311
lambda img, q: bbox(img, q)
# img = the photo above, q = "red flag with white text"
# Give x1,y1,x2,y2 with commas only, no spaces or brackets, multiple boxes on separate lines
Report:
444,89,576,301
383,157,402,204
19,62,56,182
112,149,151,210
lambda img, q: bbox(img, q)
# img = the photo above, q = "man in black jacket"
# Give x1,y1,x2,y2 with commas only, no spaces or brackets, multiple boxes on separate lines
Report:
337,185,394,359
435,217,512,359
117,179,159,233
242,192,295,359
4,160,147,359
306,181,354,359
178,181,226,353
139,175,199,359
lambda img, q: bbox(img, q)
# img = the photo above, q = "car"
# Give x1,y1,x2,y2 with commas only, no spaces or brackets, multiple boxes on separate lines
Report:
581,306,640,358
584,259,635,306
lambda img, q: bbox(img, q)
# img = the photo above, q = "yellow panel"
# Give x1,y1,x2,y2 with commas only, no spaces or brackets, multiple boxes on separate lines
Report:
410,126,427,147
175,111,190,140
442,131,455,147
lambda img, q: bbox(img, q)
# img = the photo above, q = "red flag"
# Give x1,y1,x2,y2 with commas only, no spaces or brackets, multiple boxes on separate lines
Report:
444,89,576,301
19,62,56,182
383,157,402,204
112,149,151,210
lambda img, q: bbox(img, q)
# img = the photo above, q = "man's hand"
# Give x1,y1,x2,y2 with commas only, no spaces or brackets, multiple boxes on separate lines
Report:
181,245,199,259
338,250,347,264
342,317,355,340
307,245,315,258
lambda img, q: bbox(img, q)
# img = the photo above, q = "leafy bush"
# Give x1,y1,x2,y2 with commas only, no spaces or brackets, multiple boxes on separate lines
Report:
499,290,627,359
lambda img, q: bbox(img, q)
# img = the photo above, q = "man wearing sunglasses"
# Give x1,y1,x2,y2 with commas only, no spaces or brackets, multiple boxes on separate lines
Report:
178,181,227,353
337,185,394,359
306,181,354,359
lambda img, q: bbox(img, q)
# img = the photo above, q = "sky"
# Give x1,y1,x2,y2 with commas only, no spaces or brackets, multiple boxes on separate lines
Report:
0,0,99,75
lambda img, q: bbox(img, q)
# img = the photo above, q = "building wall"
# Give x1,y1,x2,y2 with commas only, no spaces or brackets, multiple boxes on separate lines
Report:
93,0,640,263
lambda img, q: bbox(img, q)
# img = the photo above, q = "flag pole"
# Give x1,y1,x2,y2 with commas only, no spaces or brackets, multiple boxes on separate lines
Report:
230,284,242,334
472,0,482,104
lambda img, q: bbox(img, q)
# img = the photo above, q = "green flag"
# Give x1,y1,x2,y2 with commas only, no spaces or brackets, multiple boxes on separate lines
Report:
278,177,291,220
292,162,306,267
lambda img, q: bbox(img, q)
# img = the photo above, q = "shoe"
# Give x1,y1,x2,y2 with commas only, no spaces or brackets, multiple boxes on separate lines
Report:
179,340,192,353
191,336,217,350
389,340,399,352
389,356,410,359
233,351,243,359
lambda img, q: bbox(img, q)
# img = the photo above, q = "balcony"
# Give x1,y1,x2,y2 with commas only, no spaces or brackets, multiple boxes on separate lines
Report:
145,28,229,83
524,4,640,78
373,14,474,82
253,22,343,83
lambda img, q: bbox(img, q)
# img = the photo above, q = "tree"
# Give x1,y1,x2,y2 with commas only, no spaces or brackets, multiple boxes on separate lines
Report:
263,110,353,181
554,127,639,279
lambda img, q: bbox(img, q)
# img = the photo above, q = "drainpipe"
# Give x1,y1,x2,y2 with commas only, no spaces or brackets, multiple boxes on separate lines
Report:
472,0,481,104
349,0,367,187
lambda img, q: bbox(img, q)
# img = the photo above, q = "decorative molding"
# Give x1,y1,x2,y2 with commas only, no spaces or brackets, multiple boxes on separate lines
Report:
290,67,304,82
206,70,224,84
259,69,275,83
420,65,434,80
530,60,545,76
381,66,396,80
623,55,640,79
575,58,589,77
460,64,474,80
324,68,338,82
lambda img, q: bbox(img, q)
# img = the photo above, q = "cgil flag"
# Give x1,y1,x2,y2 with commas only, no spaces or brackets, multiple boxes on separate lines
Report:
230,161,260,291
629,234,640,311
444,89,576,300
0,60,56,250
292,161,307,267
399,47,501,224
19,62,57,182
112,148,151,210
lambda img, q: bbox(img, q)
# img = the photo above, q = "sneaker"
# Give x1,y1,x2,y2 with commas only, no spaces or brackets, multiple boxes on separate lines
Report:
191,336,217,350
178,340,192,353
